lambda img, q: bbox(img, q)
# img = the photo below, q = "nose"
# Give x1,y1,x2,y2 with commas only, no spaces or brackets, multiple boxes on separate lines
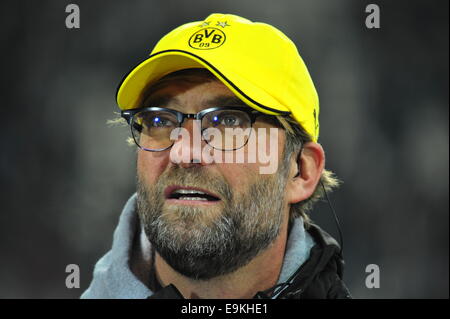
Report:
169,119,208,167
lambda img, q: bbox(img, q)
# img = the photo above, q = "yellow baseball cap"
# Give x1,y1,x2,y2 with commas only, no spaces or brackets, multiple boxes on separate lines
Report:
116,13,320,141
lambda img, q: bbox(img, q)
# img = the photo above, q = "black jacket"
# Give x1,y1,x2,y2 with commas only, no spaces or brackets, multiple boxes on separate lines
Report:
273,223,352,299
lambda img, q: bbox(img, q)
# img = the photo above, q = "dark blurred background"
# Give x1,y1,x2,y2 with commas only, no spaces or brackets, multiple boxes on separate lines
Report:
0,0,448,298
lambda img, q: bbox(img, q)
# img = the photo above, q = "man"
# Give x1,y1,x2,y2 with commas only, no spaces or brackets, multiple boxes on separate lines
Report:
82,13,351,299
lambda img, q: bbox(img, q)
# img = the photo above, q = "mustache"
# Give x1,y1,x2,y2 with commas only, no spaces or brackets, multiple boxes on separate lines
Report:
141,165,233,202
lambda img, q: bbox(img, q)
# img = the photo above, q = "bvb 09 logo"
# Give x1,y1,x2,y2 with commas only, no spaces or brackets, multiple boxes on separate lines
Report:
189,28,226,50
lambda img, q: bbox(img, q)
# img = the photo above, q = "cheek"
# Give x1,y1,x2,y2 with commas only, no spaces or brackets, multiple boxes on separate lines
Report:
244,125,285,174
217,163,258,186
137,150,171,183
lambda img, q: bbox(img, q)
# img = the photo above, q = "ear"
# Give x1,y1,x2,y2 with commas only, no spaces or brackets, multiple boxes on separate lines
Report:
285,142,325,205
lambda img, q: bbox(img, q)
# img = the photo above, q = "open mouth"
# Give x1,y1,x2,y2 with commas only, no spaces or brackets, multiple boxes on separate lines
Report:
165,186,221,203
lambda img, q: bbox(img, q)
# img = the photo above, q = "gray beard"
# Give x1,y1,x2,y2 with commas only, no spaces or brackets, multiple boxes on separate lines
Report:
136,165,288,280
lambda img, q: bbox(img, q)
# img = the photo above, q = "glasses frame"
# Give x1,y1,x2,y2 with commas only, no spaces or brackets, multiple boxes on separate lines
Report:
121,106,264,152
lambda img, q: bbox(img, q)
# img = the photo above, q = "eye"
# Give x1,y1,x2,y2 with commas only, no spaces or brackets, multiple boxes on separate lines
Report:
151,116,169,127
143,113,177,128
212,113,243,127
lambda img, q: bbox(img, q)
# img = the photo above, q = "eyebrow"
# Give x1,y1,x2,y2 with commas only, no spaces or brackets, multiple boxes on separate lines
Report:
142,94,248,109
142,95,178,108
205,96,247,107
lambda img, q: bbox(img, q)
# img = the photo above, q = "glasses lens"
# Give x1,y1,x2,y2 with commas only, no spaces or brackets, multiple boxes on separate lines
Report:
202,109,252,150
131,110,178,151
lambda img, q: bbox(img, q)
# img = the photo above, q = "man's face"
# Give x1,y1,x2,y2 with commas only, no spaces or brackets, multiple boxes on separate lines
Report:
136,75,292,280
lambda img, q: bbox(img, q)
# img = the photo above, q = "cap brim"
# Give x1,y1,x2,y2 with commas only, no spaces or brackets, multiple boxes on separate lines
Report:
116,50,291,116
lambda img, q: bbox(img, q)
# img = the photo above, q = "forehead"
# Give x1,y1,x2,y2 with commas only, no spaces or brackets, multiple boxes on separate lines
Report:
142,74,247,109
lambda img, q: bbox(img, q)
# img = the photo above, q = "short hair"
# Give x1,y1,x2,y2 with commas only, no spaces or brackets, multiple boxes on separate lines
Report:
277,114,341,228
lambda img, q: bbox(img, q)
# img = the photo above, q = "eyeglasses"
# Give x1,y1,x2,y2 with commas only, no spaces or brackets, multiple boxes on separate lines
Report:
121,106,264,151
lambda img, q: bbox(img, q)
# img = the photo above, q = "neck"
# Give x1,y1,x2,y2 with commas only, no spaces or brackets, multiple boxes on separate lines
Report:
153,217,289,299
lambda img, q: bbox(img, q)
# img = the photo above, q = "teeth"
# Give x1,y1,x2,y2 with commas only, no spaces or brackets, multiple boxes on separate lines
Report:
179,196,208,201
173,189,207,195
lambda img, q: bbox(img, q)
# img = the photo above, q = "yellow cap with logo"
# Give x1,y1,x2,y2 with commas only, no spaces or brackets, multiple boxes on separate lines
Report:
116,13,320,141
